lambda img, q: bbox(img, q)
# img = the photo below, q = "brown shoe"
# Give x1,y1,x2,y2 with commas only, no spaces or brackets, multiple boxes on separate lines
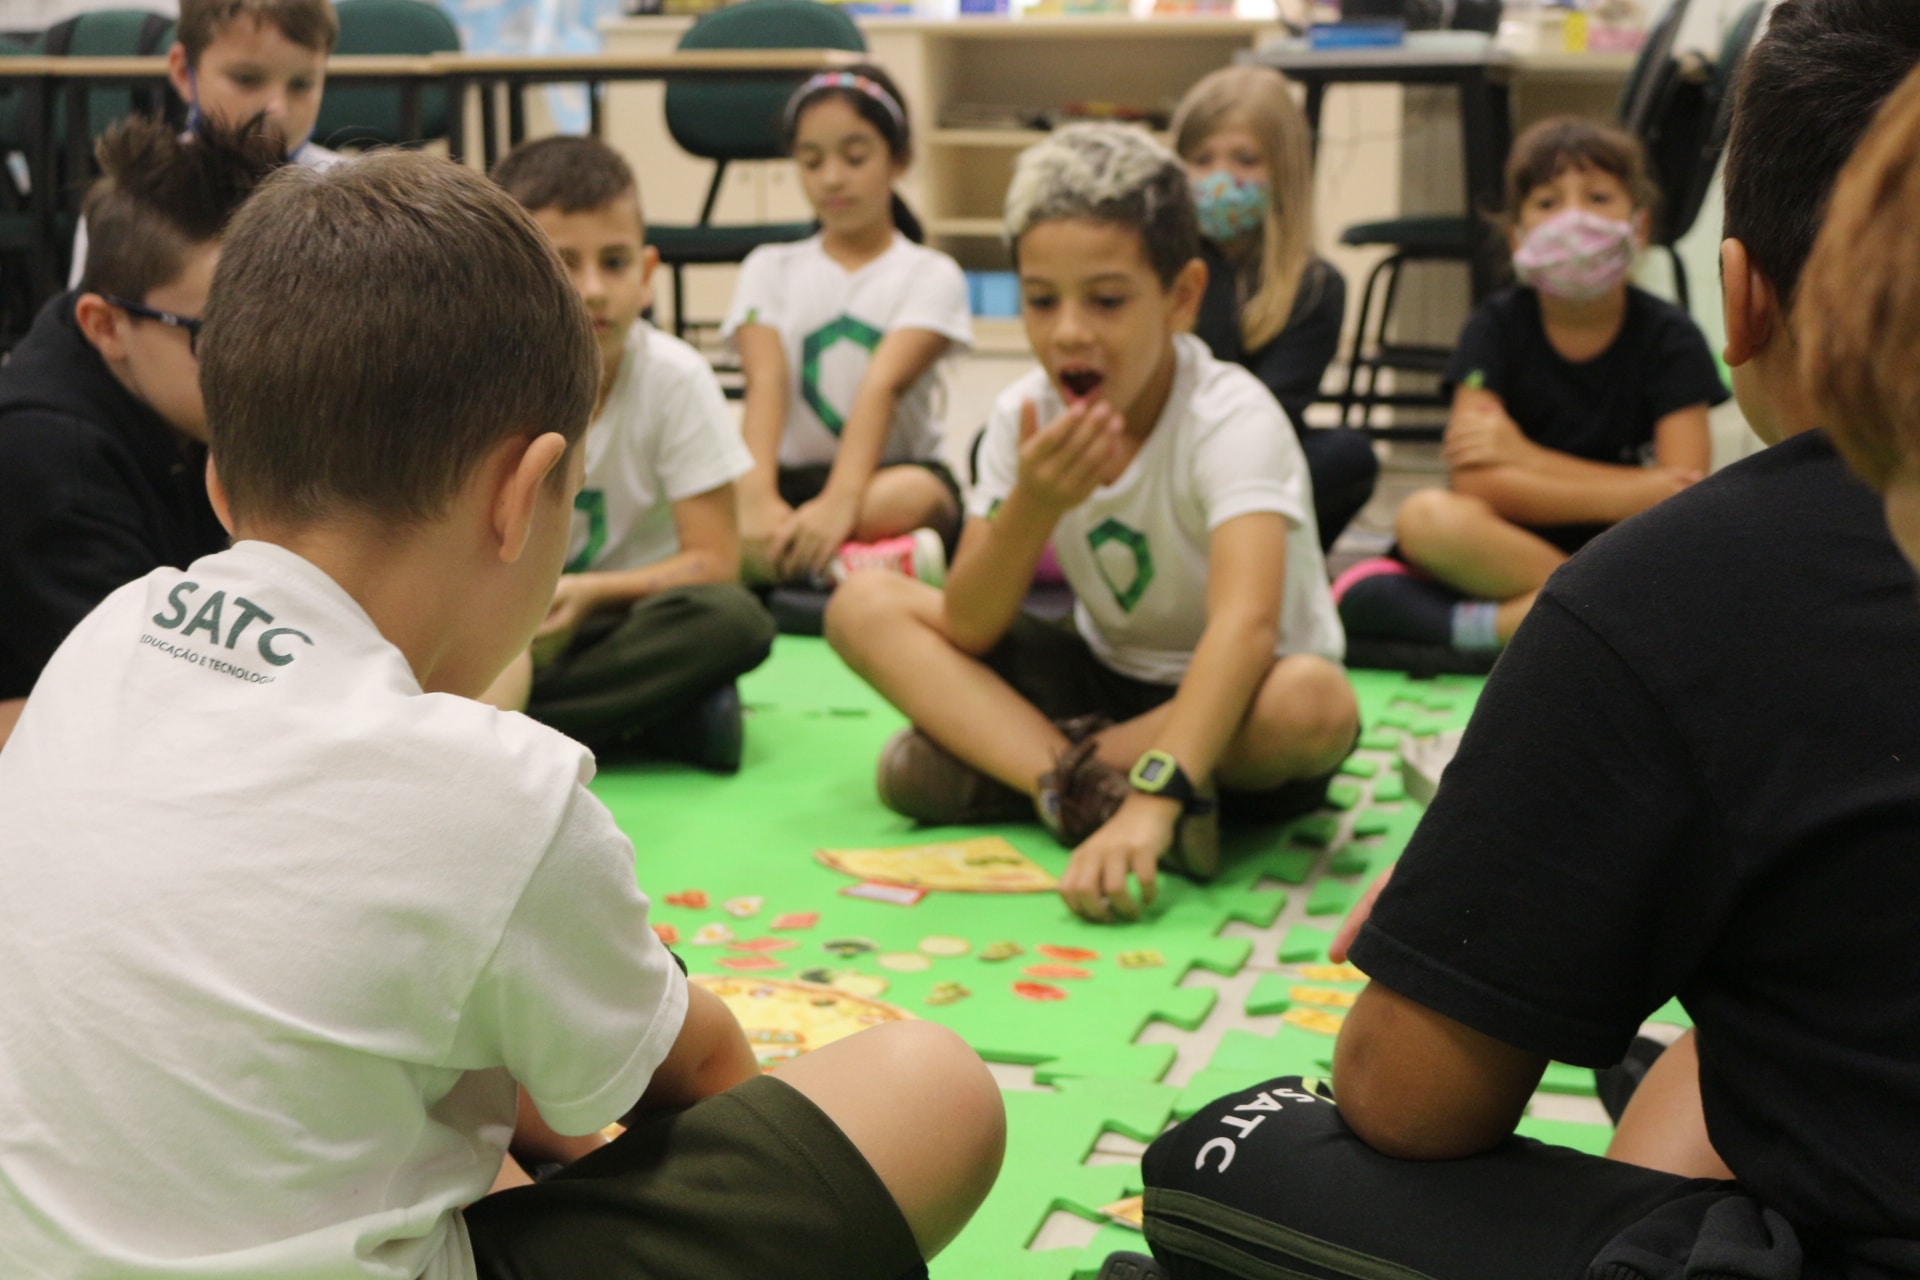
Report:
1036,737,1132,846
876,728,1033,825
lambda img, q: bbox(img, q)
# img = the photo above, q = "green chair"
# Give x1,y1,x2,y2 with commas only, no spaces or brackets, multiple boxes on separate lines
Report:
646,0,866,340
0,34,51,352
311,0,460,150
39,9,176,142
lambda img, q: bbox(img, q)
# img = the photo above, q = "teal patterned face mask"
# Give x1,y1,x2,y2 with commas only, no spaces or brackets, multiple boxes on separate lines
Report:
1191,170,1270,244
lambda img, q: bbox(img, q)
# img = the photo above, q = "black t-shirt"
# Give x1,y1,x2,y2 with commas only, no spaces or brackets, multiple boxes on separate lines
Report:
1351,430,1920,1254
0,292,228,699
1193,242,1345,434
1444,284,1729,463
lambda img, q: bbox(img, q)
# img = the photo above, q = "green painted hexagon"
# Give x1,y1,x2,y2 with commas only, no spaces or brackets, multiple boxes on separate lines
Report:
801,314,884,435
1088,517,1154,612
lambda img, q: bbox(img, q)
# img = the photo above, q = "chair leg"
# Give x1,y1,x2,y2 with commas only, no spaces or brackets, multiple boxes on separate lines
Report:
670,263,687,340
1667,243,1690,314
1343,253,1390,429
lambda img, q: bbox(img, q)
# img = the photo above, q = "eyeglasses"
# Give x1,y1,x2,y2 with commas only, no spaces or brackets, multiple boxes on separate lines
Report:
101,295,204,355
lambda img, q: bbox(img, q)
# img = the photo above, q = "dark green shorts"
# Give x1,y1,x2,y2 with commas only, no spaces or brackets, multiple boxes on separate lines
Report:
464,1074,926,1280
983,611,1180,726
777,460,962,512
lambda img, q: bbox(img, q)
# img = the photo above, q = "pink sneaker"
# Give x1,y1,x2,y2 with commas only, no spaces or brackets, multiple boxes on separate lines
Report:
830,528,946,586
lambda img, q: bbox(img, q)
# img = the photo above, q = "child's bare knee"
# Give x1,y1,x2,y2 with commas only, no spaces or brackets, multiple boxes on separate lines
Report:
1394,488,1486,556
823,572,917,656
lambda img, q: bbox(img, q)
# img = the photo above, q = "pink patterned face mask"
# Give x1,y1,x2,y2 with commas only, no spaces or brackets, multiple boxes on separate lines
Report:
1512,208,1637,301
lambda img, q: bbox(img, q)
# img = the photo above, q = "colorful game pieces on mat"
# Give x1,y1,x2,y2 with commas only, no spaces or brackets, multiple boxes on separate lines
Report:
817,835,1058,892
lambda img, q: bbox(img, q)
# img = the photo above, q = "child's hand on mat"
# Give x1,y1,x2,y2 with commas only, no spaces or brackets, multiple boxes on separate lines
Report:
532,575,601,667
1443,397,1533,471
1059,793,1177,922
1017,399,1123,515
778,489,861,581
1328,864,1394,963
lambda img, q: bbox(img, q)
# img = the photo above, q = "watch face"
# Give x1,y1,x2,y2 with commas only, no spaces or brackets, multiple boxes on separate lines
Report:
1138,757,1169,787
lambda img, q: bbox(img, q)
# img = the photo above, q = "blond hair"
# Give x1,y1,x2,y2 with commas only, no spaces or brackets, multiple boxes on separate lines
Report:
1003,123,1198,286
1799,64,1920,492
1171,65,1316,351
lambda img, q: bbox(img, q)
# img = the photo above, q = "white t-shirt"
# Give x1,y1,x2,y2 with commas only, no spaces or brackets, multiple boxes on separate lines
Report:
0,540,686,1280
69,141,344,288
970,334,1345,683
721,233,972,469
570,321,753,574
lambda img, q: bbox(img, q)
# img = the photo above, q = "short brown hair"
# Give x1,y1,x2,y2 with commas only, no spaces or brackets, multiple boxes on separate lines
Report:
1799,65,1920,493
79,114,285,301
1502,116,1657,228
177,0,339,64
490,134,642,223
201,152,598,528
1723,0,1920,312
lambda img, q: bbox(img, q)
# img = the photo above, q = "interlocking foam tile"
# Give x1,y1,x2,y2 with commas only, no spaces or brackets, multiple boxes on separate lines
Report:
1516,1114,1613,1156
1538,1059,1600,1096
1327,848,1373,877
1324,780,1363,811
1358,728,1402,751
1276,925,1335,964
930,1076,1177,1280
1244,972,1294,1016
1336,755,1379,779
1370,770,1408,803
1304,877,1358,916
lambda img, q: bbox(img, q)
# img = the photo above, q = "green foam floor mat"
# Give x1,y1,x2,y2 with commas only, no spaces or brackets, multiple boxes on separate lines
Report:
585,639,1493,1276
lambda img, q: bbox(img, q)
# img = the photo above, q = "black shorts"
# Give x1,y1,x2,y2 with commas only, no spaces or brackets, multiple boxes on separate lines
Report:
464,1074,926,1280
982,611,1180,726
777,460,962,513
1143,1075,1831,1280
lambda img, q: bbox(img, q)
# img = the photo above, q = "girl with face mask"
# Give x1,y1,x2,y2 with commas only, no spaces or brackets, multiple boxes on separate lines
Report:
1174,66,1379,553
1335,117,1726,661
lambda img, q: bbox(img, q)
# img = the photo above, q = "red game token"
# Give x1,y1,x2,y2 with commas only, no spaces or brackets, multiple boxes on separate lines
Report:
1037,944,1100,963
1012,981,1068,1002
771,912,819,931
727,937,797,953
665,890,709,909
652,923,679,945
719,955,784,972
1023,963,1092,980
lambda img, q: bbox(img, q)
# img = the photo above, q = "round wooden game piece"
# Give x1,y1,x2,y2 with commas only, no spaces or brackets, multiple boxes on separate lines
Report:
919,934,971,957
877,951,933,973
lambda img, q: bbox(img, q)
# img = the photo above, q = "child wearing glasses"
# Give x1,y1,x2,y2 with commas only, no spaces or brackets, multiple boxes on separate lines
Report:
0,116,280,750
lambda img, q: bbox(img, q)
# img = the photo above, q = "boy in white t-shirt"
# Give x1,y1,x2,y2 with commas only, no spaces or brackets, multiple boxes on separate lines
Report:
828,125,1359,924
0,152,1002,1280
485,136,773,772
69,0,345,285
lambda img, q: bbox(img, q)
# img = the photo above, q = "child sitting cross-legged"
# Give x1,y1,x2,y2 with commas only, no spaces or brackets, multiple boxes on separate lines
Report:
1337,117,1726,658
484,136,774,772
0,151,1002,1278
724,65,972,589
828,124,1359,924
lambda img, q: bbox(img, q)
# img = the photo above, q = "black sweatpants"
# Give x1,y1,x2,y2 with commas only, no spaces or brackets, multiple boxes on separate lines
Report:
526,582,774,755
1143,1076,1823,1280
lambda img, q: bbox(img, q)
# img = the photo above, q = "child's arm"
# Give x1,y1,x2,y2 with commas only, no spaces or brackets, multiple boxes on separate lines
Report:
1445,387,1702,526
941,400,1123,655
537,485,742,648
1331,978,1546,1159
1058,512,1287,922
627,980,758,1113
734,324,795,576
778,329,954,578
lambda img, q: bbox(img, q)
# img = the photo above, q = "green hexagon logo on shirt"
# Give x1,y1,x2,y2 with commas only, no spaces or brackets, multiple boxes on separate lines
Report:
1088,517,1154,612
802,314,884,436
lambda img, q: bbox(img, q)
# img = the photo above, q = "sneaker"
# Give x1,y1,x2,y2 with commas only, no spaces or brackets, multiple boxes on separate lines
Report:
636,681,745,774
1036,737,1131,846
876,727,1032,825
830,528,946,587
1097,1253,1170,1280
1038,735,1221,878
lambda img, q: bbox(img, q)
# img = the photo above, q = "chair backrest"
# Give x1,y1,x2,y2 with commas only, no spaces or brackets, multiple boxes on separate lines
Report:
666,0,865,164
311,0,460,149
40,10,177,142
1657,0,1763,245
1617,0,1691,136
